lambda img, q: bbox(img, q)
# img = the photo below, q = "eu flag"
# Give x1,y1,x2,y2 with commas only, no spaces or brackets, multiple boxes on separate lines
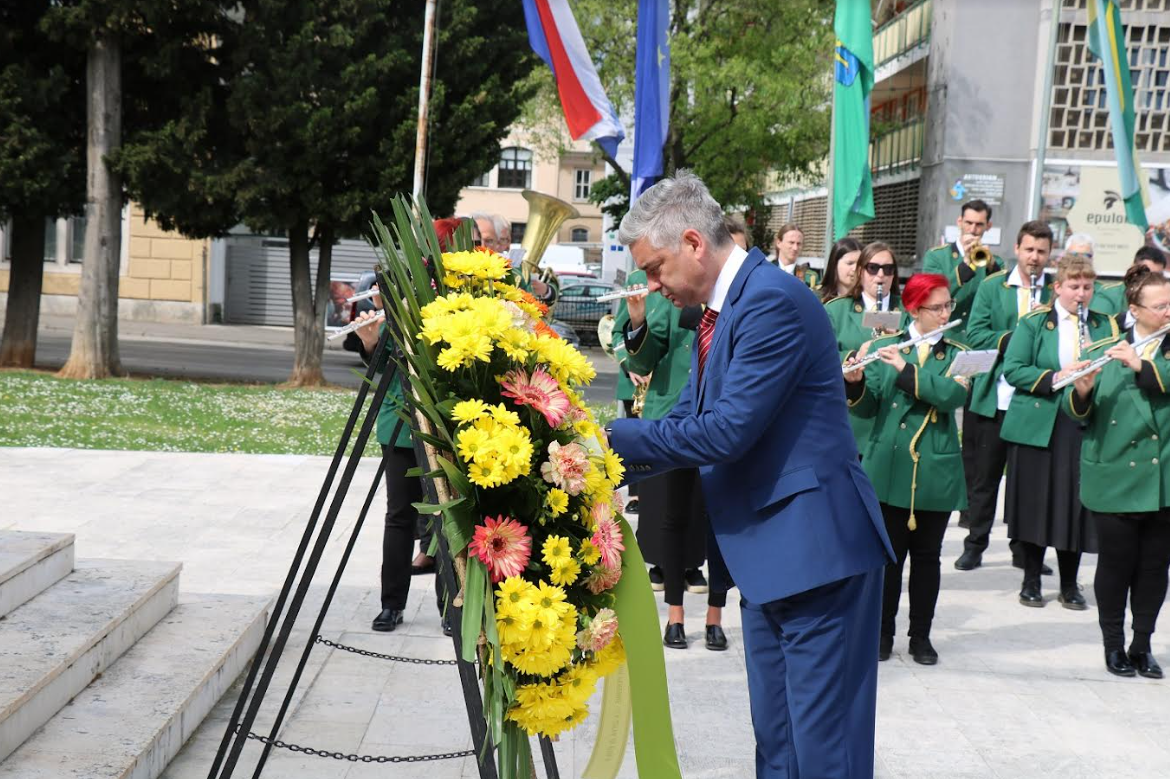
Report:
631,0,670,203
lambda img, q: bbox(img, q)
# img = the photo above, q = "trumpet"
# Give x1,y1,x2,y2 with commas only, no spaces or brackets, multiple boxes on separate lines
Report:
967,240,993,268
631,377,651,417
843,319,963,374
597,285,650,303
1053,322,1170,390
327,311,384,340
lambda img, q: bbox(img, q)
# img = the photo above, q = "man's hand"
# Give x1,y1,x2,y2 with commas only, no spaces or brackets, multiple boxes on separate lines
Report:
877,344,907,373
629,371,651,387
531,278,550,298
627,289,649,329
959,232,978,254
355,308,384,353
1106,341,1141,372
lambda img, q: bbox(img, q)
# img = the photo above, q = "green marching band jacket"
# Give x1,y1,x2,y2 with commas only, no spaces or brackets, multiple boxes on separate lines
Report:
964,268,1053,419
610,278,637,404
372,325,414,450
610,269,695,421
999,305,1120,449
1092,279,1126,317
1064,328,1170,514
920,243,1004,337
825,291,907,446
846,331,970,525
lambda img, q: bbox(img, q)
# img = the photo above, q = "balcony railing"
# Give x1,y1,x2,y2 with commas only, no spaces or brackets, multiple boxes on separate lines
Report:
869,117,925,177
873,0,932,69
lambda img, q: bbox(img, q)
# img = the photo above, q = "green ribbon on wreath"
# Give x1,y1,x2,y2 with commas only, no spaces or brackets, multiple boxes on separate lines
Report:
582,516,682,779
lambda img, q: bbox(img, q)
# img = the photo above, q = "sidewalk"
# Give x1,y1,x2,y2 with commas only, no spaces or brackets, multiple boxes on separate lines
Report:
3,447,1167,778
35,314,332,351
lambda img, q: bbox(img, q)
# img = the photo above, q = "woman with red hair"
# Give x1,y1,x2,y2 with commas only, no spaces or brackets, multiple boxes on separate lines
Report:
845,273,970,665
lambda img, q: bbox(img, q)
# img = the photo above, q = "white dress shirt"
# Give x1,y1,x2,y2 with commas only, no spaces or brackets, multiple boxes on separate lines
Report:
1053,300,1086,369
907,322,943,346
861,291,892,311
708,245,749,313
996,267,1040,410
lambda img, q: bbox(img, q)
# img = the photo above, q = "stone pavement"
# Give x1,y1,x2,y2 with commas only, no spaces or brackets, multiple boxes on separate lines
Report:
2,447,1168,778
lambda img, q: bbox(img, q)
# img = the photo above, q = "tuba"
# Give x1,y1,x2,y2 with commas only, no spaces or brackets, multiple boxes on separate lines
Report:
519,190,580,284
967,240,993,268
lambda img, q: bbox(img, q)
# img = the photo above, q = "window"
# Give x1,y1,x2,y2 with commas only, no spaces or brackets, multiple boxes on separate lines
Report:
574,169,592,200
70,215,86,263
470,170,491,187
44,218,57,263
498,147,533,189
511,222,527,243
570,227,589,243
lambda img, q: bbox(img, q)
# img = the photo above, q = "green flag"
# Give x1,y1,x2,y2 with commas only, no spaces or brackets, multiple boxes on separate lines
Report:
832,0,875,240
1087,0,1148,230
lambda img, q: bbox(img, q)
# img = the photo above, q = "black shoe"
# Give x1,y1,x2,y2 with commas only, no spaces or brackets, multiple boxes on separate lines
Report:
879,634,893,662
705,624,728,651
663,622,687,649
908,637,938,666
648,566,665,592
625,498,639,513
1058,585,1088,611
411,555,435,576
684,568,709,594
1128,651,1164,679
1106,648,1137,677
954,550,982,571
1012,556,1053,576
1019,580,1044,607
441,617,453,637
372,608,404,632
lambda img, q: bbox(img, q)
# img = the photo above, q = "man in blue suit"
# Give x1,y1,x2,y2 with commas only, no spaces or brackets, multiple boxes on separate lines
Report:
608,172,895,779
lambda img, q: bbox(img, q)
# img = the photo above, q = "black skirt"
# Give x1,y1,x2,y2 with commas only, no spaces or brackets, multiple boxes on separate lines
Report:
1005,412,1098,553
635,467,708,569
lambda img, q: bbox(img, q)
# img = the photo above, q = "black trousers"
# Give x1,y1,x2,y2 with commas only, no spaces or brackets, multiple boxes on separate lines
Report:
380,444,423,611
961,409,1020,558
1094,510,1170,652
881,505,949,640
642,468,727,608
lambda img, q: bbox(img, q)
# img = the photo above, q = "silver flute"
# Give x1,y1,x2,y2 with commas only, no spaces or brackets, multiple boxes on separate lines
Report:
842,319,963,374
1052,322,1170,390
346,287,381,302
596,286,650,303
327,311,385,340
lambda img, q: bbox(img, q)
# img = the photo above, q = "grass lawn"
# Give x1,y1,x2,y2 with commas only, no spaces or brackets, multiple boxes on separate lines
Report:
0,370,618,456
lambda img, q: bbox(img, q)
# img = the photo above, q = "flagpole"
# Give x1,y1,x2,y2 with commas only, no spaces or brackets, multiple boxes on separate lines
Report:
1028,0,1061,220
412,0,439,201
825,89,837,254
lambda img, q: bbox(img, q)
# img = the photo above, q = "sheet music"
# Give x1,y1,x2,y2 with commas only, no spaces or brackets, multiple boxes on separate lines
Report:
949,349,998,377
861,311,902,331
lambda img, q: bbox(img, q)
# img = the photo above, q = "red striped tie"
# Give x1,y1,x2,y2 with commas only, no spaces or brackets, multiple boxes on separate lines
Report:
697,307,719,378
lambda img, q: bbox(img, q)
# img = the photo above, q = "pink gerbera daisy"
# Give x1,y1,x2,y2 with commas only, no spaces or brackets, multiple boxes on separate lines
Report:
591,516,625,569
468,515,532,583
500,367,572,427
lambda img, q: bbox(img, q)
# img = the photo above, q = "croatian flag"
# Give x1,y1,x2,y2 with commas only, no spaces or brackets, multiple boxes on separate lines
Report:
523,0,625,158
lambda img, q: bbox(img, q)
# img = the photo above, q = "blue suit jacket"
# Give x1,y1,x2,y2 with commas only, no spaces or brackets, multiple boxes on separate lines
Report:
610,248,895,604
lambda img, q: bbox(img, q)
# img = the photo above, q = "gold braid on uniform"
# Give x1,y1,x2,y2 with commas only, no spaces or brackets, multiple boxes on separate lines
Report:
906,408,938,531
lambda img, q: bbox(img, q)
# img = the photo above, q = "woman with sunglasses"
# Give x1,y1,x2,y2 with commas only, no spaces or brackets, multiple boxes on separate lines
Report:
826,241,907,449
1065,265,1170,678
820,237,863,304
1001,253,1119,610
844,273,969,665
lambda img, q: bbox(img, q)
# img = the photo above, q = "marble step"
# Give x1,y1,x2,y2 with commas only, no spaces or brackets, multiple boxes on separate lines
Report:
0,532,75,619
0,558,181,762
0,593,270,779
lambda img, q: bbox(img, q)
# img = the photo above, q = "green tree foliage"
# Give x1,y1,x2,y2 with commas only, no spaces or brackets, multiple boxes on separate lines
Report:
119,0,538,385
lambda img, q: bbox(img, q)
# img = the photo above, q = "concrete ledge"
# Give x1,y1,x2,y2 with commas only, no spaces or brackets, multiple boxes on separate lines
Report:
0,532,74,619
0,593,269,779
0,559,181,762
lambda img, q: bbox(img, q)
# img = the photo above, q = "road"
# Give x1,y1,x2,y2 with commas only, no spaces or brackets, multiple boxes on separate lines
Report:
30,333,619,403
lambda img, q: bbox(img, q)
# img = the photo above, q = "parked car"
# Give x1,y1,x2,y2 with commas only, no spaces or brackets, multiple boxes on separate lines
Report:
555,280,617,346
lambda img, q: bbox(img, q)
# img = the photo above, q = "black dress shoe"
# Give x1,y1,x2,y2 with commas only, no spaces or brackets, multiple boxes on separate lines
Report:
1019,580,1044,607
663,622,687,649
441,617,453,637
954,550,982,571
1057,585,1088,611
908,637,938,666
879,634,893,662
1105,648,1137,677
1128,651,1164,679
372,608,404,632
705,624,728,651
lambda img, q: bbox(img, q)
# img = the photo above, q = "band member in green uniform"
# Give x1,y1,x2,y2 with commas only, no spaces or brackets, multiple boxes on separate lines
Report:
826,241,906,450
771,223,821,289
844,273,968,665
954,221,1055,572
620,274,730,651
1106,246,1168,330
1066,265,1170,678
922,199,1004,336
1063,233,1125,317
820,237,863,304
1001,253,1119,608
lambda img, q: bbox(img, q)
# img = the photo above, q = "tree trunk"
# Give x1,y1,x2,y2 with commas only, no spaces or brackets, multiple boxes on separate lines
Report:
286,222,331,387
0,212,47,368
58,34,124,380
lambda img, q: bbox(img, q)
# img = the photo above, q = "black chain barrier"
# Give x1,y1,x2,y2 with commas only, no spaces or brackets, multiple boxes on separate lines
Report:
314,635,460,666
237,727,475,764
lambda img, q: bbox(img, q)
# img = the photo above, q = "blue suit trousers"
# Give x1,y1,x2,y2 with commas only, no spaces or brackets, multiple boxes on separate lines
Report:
740,567,882,779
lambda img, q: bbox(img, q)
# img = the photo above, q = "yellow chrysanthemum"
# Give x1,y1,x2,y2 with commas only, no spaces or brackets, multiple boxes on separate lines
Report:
542,535,572,568
545,488,569,517
441,250,510,281
588,635,626,677
498,328,531,362
451,398,490,424
456,426,491,463
602,449,625,485
577,538,601,565
489,404,521,427
436,347,465,372
549,558,581,587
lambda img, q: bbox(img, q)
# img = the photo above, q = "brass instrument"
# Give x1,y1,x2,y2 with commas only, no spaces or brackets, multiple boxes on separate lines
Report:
631,378,651,417
519,190,580,284
967,239,993,268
